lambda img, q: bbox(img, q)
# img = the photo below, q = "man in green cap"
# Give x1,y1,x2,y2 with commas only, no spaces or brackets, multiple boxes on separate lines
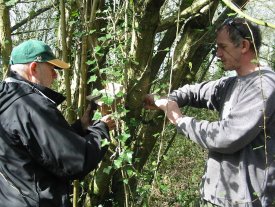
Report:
8,39,70,88
0,39,115,206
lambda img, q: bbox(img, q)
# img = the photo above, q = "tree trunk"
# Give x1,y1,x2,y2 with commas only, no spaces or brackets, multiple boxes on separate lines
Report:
0,0,12,79
128,0,249,199
59,0,75,123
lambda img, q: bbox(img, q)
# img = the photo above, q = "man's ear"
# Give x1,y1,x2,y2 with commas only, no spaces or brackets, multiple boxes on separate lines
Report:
29,62,38,76
241,39,251,54
26,62,39,82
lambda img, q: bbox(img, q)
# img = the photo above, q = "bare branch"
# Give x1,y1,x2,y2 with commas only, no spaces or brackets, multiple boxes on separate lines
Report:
11,1,58,32
11,27,55,35
10,0,32,2
157,0,212,32
222,0,275,29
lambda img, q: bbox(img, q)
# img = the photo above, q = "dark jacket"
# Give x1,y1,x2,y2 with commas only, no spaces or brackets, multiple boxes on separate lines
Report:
0,72,110,207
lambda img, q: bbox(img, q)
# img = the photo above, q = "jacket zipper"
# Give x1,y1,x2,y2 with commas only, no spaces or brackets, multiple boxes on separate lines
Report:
0,171,21,194
0,170,36,205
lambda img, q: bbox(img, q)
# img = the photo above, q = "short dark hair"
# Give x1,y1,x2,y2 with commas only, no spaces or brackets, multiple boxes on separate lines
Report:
217,17,262,53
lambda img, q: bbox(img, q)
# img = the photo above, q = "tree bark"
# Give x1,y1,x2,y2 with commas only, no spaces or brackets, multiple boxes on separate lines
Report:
130,0,249,195
59,0,75,123
0,0,12,79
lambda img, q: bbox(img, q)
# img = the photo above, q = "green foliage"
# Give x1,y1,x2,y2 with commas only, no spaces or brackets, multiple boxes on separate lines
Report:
101,139,110,148
87,75,97,83
114,149,133,169
135,106,218,206
5,0,275,207
136,134,205,206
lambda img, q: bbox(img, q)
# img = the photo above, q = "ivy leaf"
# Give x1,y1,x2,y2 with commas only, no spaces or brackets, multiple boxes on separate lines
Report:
71,10,79,17
118,133,130,143
106,34,112,39
123,179,129,184
103,166,112,174
124,151,133,163
92,111,102,120
101,139,110,147
116,91,124,98
114,159,123,169
189,62,192,70
92,89,100,96
101,96,114,106
126,169,136,177
94,46,101,53
86,59,96,65
88,75,97,83
89,29,96,34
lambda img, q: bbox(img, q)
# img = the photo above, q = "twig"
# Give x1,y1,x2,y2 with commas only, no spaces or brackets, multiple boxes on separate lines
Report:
221,0,275,29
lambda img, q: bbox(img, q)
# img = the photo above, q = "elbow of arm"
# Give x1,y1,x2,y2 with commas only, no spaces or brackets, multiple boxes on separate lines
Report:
208,137,247,154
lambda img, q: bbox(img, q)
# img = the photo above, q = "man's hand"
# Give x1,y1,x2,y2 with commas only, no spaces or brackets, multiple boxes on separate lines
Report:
143,94,160,110
157,100,183,124
81,104,116,131
144,94,183,124
100,115,116,131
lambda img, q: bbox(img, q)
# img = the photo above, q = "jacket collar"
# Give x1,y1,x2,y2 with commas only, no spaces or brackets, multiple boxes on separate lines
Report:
9,71,66,106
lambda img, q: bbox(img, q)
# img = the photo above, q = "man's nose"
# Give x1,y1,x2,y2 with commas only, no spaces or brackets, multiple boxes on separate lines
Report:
216,47,222,58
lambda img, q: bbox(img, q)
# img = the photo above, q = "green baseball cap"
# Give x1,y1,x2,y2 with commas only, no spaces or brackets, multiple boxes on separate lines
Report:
10,39,70,69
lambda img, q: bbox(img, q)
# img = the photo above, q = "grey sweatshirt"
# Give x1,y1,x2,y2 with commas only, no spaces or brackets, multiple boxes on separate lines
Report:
169,67,275,207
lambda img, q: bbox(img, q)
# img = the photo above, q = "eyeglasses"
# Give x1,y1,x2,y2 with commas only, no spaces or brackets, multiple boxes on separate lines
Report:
222,18,249,40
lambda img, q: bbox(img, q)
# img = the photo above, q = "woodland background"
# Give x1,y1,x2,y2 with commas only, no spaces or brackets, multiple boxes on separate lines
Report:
0,0,274,206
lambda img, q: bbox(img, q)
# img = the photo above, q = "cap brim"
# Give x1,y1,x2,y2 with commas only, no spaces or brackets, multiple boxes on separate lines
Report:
47,59,70,69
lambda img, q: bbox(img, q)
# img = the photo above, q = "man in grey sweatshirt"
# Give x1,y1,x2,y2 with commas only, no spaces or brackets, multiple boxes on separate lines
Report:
144,18,275,207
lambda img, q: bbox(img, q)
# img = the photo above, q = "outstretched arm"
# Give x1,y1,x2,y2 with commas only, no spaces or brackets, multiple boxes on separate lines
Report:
144,94,183,124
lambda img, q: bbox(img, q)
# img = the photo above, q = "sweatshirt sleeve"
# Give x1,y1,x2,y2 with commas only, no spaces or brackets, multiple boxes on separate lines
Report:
174,74,275,154
168,77,231,111
15,94,110,179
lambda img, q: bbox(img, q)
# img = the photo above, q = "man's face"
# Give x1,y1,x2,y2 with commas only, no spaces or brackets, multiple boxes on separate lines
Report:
35,62,58,88
216,28,242,71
